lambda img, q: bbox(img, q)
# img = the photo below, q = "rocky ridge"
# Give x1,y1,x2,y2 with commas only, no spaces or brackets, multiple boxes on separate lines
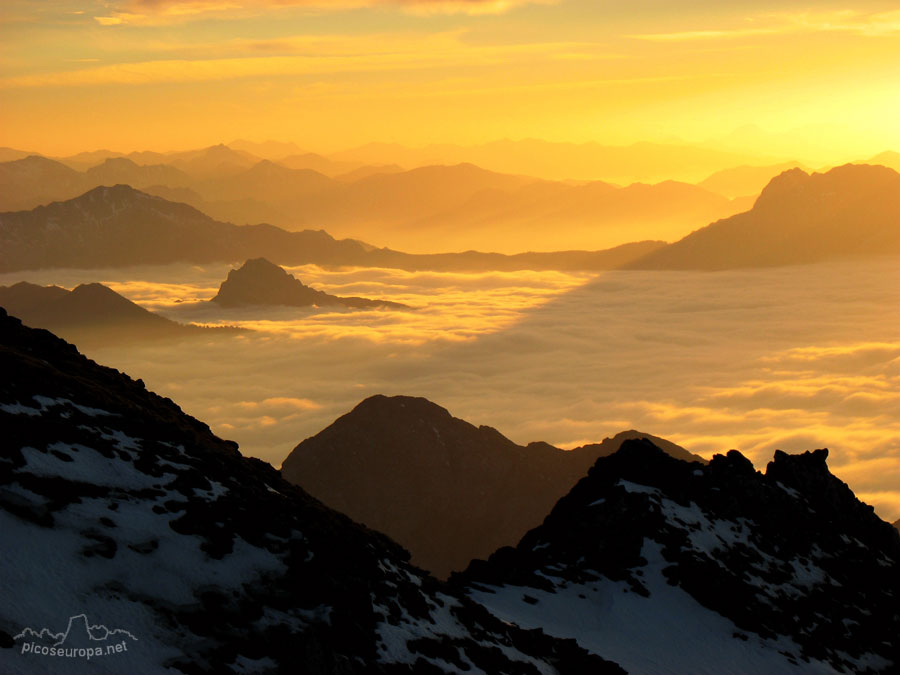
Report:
0,308,616,674
281,395,703,577
459,439,900,674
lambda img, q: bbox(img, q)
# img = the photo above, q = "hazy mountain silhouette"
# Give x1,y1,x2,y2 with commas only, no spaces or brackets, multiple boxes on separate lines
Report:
281,395,702,577
0,309,617,674
0,147,33,163
198,160,334,205
334,163,404,182
894,518,900,532
404,178,748,252
85,157,192,189
227,138,304,159
460,440,900,673
866,151,900,172
0,155,87,211
278,151,366,176
329,138,775,183
211,258,408,310
0,184,665,273
627,164,900,270
698,161,808,198
0,281,236,346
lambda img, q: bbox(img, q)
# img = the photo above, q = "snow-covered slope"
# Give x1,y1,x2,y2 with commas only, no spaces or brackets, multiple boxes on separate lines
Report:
0,308,617,674
460,439,900,674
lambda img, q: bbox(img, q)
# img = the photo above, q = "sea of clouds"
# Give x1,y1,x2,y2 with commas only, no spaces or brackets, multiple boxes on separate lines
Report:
3,257,897,521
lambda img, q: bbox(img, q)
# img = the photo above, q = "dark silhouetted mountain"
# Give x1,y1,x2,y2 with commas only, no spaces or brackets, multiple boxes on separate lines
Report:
627,164,900,270
698,161,808,198
0,184,665,273
84,157,192,189
0,155,87,211
211,258,408,310
0,310,619,674
460,439,900,673
0,281,236,347
281,395,701,577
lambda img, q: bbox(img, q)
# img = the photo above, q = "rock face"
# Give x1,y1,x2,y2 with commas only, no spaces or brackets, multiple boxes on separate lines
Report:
281,395,702,577
894,518,900,533
628,163,900,269
211,258,407,310
0,309,617,674
460,439,900,674
0,281,233,347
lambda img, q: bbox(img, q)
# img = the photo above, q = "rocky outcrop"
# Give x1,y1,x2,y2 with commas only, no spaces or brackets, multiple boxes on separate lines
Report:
0,308,617,674
210,258,407,310
459,439,900,673
281,395,702,577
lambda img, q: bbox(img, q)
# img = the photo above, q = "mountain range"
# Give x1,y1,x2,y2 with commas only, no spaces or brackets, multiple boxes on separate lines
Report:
281,394,703,577
211,258,408,310
0,281,237,347
0,184,664,274
0,151,748,253
0,308,616,674
2,313,897,672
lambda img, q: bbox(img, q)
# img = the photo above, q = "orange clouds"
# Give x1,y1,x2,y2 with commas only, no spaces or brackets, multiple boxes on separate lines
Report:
94,0,555,26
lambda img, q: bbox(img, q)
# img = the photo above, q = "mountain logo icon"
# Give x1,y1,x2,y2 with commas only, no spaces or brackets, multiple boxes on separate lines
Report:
15,614,137,660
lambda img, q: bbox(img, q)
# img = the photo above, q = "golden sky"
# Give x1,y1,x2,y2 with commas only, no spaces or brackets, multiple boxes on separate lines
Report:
2,1,900,160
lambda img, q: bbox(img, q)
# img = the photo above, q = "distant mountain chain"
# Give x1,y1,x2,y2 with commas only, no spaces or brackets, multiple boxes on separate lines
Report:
0,184,663,274
2,313,897,672
281,394,703,577
1,157,899,273
0,150,749,252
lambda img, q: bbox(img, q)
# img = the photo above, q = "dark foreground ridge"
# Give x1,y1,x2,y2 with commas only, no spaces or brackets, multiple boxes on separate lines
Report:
282,394,703,577
211,258,407,310
0,308,619,674
458,439,900,673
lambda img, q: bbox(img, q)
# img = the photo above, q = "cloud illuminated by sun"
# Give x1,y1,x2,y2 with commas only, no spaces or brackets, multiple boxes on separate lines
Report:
93,0,556,25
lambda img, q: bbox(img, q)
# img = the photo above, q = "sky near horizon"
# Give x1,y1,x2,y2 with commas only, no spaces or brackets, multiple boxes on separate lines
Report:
2,1,900,159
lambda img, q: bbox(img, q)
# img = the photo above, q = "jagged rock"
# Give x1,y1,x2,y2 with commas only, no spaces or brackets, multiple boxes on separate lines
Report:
0,307,619,674
459,438,900,674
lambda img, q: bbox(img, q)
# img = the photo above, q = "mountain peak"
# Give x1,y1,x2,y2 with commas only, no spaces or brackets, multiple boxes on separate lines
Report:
211,258,406,310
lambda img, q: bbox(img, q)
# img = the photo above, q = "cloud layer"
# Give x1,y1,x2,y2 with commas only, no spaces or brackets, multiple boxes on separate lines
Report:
5,257,898,522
